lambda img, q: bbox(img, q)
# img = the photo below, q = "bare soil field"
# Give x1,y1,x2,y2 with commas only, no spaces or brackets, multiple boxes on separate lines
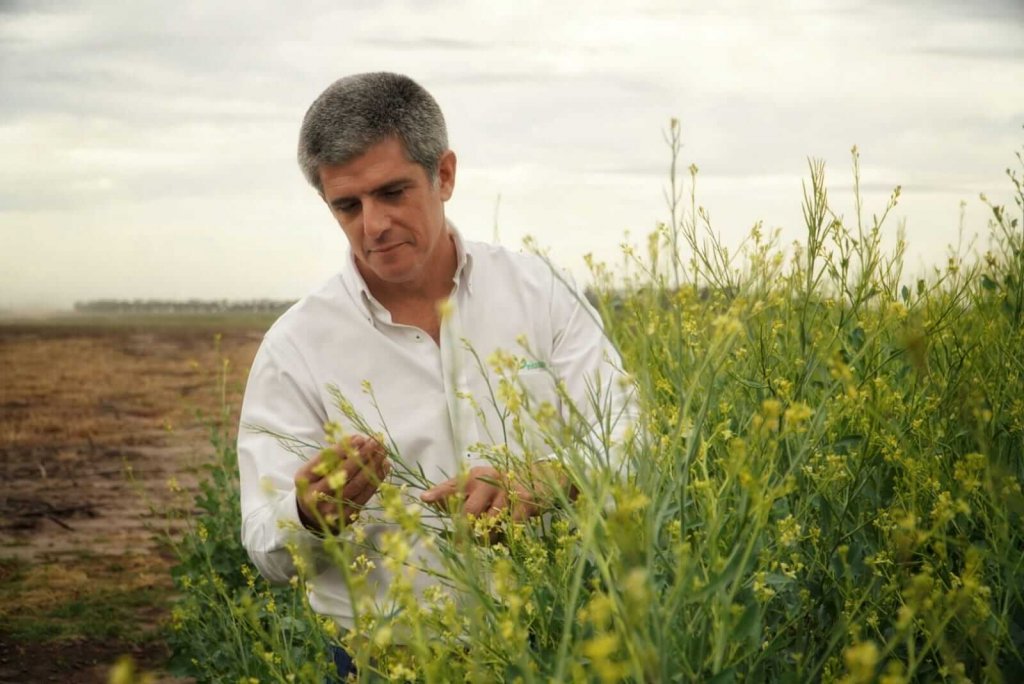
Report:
0,316,268,683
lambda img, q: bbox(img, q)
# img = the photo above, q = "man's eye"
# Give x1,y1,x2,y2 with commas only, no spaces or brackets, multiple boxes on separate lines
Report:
337,202,359,213
382,188,404,199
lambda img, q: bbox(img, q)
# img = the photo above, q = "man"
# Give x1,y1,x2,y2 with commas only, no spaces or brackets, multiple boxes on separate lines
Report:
238,72,633,676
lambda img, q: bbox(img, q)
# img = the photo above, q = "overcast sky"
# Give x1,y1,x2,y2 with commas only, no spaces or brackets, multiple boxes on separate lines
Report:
1,0,1022,310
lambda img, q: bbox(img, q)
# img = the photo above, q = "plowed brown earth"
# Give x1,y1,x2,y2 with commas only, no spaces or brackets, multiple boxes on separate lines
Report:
0,317,268,683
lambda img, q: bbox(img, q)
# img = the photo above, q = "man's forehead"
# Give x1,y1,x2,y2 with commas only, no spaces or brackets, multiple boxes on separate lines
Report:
318,138,422,196
346,135,414,166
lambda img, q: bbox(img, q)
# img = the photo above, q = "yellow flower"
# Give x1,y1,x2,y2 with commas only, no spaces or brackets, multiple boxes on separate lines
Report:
778,514,802,547
241,564,256,589
374,625,392,647
582,632,619,660
752,571,776,602
497,378,522,414
389,662,418,681
783,402,813,430
318,617,339,639
108,655,153,684
712,314,744,339
841,641,880,683
327,469,347,491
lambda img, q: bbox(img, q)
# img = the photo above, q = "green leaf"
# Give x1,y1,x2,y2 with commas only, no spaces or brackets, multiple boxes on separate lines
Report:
850,327,866,351
735,600,762,645
707,667,737,684
830,435,863,455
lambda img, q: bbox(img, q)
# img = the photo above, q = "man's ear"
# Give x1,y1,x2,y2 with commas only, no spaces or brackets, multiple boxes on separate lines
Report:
437,149,456,201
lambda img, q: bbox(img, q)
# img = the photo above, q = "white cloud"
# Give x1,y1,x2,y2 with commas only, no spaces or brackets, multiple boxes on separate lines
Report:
0,0,1021,309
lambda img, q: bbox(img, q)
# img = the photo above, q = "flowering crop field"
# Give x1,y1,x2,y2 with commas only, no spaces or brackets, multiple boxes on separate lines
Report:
166,141,1024,683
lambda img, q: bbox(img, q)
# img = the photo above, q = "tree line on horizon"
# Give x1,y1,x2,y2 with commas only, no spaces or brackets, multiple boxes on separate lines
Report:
73,299,297,315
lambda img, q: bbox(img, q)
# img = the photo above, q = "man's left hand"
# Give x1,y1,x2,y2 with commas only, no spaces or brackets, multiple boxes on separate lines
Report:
420,466,545,522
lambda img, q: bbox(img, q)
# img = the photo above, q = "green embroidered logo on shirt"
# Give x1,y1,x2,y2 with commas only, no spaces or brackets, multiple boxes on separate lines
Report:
520,360,547,371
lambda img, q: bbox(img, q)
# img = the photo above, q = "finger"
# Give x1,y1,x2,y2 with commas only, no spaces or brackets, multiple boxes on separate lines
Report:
333,434,367,460
313,486,343,522
343,456,388,496
309,459,365,500
298,476,332,518
362,448,390,481
338,452,369,484
317,470,377,524
358,436,385,460
488,489,508,517
511,501,534,523
369,458,391,490
344,436,386,471
337,453,390,501
334,484,371,525
348,456,387,499
421,478,459,506
345,436,383,474
511,486,538,523
295,450,331,485
316,493,342,519
464,483,497,516
347,478,379,507
366,448,390,482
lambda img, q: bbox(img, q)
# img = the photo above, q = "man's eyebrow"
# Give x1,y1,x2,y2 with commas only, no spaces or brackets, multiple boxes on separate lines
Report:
329,195,357,210
329,178,414,210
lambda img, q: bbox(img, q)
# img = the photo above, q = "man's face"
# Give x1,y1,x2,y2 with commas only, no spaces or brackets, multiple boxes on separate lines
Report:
319,137,456,287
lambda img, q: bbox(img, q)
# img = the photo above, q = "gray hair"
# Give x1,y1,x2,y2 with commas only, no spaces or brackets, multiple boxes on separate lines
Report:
297,72,449,194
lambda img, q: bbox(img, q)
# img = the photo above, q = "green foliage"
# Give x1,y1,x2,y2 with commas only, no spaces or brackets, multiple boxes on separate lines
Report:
168,135,1024,682
164,391,334,681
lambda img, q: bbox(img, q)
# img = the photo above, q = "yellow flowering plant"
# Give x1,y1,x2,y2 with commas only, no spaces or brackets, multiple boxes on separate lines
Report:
166,135,1024,682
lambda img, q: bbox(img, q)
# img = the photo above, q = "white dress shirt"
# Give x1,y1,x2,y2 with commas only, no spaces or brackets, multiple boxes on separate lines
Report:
238,228,633,628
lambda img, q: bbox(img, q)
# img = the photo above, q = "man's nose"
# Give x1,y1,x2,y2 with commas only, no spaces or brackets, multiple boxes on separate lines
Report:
362,198,391,240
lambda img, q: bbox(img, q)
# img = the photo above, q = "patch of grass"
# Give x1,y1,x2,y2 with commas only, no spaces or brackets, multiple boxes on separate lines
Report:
5,587,168,643
0,554,173,645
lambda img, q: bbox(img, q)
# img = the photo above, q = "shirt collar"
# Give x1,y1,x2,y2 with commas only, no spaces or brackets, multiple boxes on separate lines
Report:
450,224,475,294
340,220,474,323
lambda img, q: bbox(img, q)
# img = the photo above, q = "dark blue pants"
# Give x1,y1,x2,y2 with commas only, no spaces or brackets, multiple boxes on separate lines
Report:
328,644,356,682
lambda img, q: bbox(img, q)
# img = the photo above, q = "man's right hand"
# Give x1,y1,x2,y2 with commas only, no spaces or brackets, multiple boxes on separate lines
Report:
295,434,390,532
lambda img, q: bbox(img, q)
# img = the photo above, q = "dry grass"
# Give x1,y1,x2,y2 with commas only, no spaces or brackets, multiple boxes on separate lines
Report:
0,316,269,682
